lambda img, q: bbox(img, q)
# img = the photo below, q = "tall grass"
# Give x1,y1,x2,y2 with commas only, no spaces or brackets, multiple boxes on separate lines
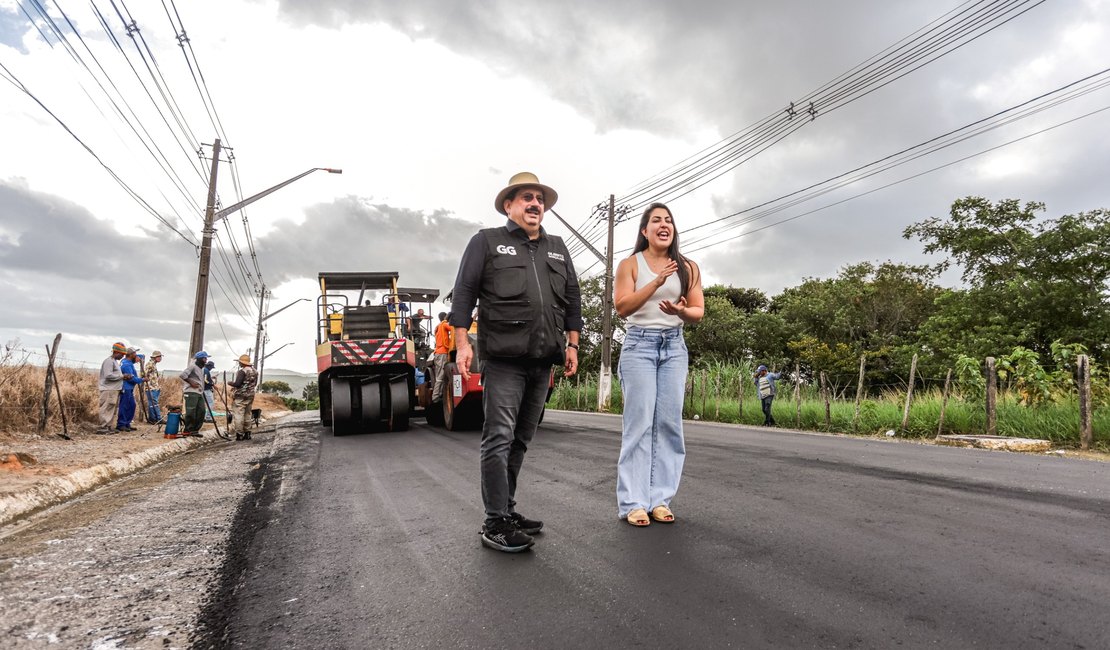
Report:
550,363,1109,448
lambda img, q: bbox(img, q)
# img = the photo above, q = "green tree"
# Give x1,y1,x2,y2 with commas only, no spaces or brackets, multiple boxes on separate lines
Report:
259,380,292,395
302,381,319,401
905,197,1110,362
575,274,624,376
771,262,941,384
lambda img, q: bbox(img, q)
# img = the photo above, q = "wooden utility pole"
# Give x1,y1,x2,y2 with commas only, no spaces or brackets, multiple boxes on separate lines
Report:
189,138,222,357
597,194,616,412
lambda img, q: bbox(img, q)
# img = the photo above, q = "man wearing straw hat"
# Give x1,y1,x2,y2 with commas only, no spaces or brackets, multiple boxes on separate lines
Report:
96,342,129,434
144,350,164,424
448,171,582,553
227,354,258,441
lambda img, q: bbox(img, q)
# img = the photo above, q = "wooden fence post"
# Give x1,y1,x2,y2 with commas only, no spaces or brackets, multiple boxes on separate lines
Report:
1078,354,1092,450
852,354,866,431
714,373,720,420
794,362,801,427
985,357,997,436
697,370,705,414
737,373,744,421
39,333,62,432
901,353,918,432
937,368,952,436
820,371,830,429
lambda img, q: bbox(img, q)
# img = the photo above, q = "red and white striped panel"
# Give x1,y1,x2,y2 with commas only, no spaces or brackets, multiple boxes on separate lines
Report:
370,339,406,362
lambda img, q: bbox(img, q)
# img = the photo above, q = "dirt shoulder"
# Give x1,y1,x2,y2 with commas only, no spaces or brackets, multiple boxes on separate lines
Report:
0,393,293,501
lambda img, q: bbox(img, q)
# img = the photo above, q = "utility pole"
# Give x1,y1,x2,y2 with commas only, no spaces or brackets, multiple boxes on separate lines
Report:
253,284,267,367
188,138,222,356
598,194,616,412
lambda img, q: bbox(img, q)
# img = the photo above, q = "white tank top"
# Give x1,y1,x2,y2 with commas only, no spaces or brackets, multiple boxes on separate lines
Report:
626,252,684,329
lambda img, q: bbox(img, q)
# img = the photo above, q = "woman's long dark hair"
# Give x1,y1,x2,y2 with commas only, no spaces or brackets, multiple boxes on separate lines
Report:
631,202,691,297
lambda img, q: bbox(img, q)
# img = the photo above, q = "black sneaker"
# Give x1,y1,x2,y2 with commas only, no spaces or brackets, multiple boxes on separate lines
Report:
480,518,534,553
509,512,543,535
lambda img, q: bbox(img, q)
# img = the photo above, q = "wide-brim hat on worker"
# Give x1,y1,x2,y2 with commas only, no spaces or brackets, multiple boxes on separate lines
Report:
238,354,251,365
152,350,163,358
494,171,558,215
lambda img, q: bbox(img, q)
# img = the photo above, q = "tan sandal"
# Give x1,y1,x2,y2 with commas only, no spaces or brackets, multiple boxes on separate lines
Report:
625,508,650,527
650,505,675,523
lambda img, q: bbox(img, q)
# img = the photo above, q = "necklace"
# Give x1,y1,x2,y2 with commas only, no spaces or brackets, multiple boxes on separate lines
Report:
642,251,670,274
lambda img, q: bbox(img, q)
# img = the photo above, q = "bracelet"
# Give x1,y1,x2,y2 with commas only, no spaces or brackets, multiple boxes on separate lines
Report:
566,343,579,350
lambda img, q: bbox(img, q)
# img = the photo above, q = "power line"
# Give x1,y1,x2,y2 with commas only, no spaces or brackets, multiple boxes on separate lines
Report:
679,68,1110,252
612,0,1047,213
0,58,198,245
682,104,1110,256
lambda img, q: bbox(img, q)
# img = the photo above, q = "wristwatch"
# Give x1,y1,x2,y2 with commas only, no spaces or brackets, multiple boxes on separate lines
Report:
566,343,579,350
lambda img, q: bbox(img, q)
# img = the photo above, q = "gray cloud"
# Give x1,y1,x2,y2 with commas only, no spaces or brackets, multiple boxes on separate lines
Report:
0,6,30,54
270,0,1109,298
256,195,484,292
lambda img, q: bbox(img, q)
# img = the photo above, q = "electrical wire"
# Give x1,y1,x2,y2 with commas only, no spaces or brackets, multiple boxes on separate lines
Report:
0,58,198,245
613,0,1046,213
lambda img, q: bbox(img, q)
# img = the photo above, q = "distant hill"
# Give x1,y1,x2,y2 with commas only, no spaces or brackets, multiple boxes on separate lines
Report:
257,369,316,398
163,368,317,398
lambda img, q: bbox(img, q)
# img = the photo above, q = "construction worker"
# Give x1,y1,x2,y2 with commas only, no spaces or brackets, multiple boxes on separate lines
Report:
432,312,453,404
178,351,209,438
116,347,144,432
144,350,164,423
227,354,258,441
96,342,128,434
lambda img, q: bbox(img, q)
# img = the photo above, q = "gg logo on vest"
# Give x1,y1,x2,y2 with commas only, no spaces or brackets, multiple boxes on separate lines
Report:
496,245,517,256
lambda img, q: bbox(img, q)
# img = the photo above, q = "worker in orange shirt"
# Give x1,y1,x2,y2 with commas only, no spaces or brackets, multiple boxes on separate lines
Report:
432,311,453,404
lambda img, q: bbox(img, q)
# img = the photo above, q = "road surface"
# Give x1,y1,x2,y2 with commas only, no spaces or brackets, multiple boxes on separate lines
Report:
214,411,1110,649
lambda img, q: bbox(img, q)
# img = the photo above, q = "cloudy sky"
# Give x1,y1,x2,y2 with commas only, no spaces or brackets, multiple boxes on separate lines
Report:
1,0,1108,375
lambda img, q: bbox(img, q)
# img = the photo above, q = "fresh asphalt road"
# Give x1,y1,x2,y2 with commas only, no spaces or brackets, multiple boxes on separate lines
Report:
217,411,1110,649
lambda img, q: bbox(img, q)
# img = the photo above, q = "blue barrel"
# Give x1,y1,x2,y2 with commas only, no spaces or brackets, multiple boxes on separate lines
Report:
165,412,181,435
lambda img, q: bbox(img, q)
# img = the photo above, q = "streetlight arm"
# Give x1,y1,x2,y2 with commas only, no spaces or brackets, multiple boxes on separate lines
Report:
215,167,343,221
262,342,294,362
261,298,310,323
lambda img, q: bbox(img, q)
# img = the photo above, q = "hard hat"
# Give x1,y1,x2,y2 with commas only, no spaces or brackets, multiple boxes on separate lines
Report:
194,350,209,359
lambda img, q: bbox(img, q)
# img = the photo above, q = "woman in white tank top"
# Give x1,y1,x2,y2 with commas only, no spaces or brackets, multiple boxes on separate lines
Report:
612,202,705,527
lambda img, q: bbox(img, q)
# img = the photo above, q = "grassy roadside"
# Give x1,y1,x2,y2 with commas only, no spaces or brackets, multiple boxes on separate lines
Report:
550,371,1109,449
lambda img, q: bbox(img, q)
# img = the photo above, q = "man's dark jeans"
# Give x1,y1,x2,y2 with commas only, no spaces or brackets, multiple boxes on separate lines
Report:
761,396,776,425
480,358,551,525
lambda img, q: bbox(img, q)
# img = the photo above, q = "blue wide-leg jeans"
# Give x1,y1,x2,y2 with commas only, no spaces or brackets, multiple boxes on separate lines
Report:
616,325,688,517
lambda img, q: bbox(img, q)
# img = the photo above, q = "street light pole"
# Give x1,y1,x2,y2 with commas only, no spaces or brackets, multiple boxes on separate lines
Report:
188,138,223,357
255,296,309,367
187,155,341,357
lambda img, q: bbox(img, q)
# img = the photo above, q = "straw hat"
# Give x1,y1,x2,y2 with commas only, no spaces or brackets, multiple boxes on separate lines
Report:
238,354,252,365
494,171,558,215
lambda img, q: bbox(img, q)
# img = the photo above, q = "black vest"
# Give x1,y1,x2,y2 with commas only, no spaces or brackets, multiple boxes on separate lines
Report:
478,226,572,363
